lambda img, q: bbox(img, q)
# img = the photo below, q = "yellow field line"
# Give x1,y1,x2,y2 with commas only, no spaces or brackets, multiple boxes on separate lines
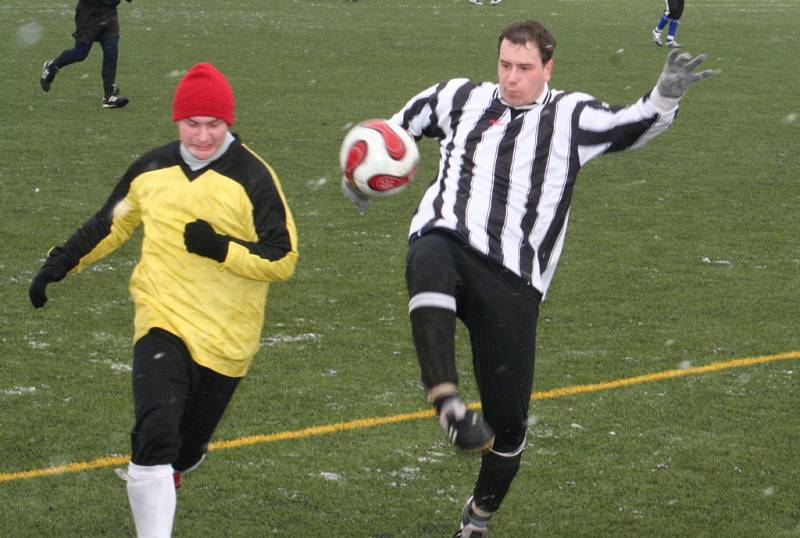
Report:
532,351,800,400
2,350,798,484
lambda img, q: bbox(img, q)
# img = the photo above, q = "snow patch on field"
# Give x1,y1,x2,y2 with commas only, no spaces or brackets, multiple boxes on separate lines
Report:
261,333,320,346
2,386,38,396
319,471,343,482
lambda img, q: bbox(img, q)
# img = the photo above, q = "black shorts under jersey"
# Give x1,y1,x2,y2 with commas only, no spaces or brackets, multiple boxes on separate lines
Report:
131,328,240,470
665,0,685,20
72,1,120,43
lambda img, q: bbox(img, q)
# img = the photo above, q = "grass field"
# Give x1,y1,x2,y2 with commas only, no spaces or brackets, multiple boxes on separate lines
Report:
1,0,799,536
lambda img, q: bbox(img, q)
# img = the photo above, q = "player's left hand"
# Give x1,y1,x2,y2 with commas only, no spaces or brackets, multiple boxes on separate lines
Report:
341,177,370,215
184,219,229,262
656,49,716,99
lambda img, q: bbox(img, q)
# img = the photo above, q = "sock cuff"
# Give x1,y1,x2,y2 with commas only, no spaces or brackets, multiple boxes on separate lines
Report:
127,462,174,480
428,383,459,405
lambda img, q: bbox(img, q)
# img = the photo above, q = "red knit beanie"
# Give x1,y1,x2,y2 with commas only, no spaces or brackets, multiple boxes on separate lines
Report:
172,63,236,125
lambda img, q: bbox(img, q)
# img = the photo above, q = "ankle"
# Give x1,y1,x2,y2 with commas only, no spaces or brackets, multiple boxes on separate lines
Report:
469,501,493,520
427,382,458,405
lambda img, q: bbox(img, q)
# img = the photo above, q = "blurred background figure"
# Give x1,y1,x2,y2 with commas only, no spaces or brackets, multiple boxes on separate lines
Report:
40,0,132,108
652,0,685,48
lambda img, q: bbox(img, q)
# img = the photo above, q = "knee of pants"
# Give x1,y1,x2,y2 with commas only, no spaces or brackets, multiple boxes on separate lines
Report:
173,444,208,473
100,39,119,63
102,48,118,65
131,416,181,466
492,425,528,455
71,41,92,61
405,233,459,296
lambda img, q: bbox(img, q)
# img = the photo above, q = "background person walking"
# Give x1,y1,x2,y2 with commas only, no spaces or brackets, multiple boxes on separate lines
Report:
40,0,132,108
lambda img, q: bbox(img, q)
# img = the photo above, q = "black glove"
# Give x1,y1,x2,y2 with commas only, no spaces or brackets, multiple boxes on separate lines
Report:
29,248,72,308
184,220,229,263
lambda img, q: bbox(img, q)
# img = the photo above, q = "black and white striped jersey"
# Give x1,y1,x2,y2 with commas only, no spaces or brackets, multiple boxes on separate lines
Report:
391,78,678,297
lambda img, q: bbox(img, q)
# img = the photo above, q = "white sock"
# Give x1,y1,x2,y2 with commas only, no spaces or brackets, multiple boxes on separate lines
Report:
123,462,176,538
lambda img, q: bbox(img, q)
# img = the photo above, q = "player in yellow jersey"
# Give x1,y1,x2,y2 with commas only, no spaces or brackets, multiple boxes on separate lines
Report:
29,63,298,537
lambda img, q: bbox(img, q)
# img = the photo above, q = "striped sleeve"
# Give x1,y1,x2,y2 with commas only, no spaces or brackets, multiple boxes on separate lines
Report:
573,91,678,165
390,79,478,141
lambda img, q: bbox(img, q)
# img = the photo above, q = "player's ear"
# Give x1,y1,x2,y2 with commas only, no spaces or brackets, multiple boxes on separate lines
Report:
544,58,554,81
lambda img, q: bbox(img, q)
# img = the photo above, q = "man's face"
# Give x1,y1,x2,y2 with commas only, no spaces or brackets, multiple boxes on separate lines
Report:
497,38,553,107
177,116,229,160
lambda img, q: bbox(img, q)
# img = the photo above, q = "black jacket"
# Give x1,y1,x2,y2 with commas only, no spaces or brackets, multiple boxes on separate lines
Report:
79,0,125,9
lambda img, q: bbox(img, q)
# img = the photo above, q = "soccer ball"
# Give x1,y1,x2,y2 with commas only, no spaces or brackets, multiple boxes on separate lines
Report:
340,119,420,198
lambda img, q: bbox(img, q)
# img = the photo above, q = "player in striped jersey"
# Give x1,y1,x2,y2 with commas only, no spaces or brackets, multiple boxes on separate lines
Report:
385,20,713,537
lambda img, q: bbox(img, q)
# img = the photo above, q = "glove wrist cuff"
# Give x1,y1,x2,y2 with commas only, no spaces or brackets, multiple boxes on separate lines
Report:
650,86,681,113
213,237,229,263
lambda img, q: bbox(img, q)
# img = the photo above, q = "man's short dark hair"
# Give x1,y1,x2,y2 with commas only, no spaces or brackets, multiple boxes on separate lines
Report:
497,20,556,63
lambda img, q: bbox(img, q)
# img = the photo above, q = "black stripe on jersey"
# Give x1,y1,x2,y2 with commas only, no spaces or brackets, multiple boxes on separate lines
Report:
575,102,660,153
518,93,565,282
425,81,477,233
537,101,587,272
399,83,445,142
486,111,525,260
453,93,506,241
420,82,446,140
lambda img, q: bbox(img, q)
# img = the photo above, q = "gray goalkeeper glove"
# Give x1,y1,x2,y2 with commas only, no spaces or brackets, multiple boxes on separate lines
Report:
656,49,716,99
341,177,370,215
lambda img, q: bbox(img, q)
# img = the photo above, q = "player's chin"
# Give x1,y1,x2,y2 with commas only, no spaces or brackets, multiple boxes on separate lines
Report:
501,89,533,108
188,145,217,160
502,95,524,107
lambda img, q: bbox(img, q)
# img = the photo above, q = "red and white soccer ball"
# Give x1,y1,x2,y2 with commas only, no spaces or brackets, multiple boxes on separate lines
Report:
340,119,420,198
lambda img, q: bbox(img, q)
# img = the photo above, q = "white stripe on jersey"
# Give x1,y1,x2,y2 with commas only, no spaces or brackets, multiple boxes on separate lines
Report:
392,78,677,297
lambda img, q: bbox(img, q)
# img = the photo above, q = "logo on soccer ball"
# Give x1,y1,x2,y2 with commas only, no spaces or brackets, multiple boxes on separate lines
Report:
340,119,420,198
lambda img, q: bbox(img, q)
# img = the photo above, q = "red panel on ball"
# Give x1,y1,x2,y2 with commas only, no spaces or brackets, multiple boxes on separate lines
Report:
367,174,410,192
344,140,368,182
363,119,406,160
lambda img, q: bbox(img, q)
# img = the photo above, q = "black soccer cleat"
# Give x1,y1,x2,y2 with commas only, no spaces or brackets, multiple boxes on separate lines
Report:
102,85,129,109
438,397,495,454
40,60,57,92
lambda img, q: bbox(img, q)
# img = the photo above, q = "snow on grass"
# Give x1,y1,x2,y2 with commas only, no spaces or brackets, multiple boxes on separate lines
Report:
319,471,343,482
2,386,38,396
261,333,320,346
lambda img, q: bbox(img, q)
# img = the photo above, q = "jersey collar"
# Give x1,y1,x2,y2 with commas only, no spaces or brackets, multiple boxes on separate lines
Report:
497,83,551,110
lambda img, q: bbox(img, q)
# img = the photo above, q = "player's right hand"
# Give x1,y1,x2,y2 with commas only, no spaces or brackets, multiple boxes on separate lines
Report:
341,177,370,215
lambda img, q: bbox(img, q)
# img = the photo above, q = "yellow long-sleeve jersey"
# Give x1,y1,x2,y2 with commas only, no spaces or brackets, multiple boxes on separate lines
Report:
54,136,298,377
